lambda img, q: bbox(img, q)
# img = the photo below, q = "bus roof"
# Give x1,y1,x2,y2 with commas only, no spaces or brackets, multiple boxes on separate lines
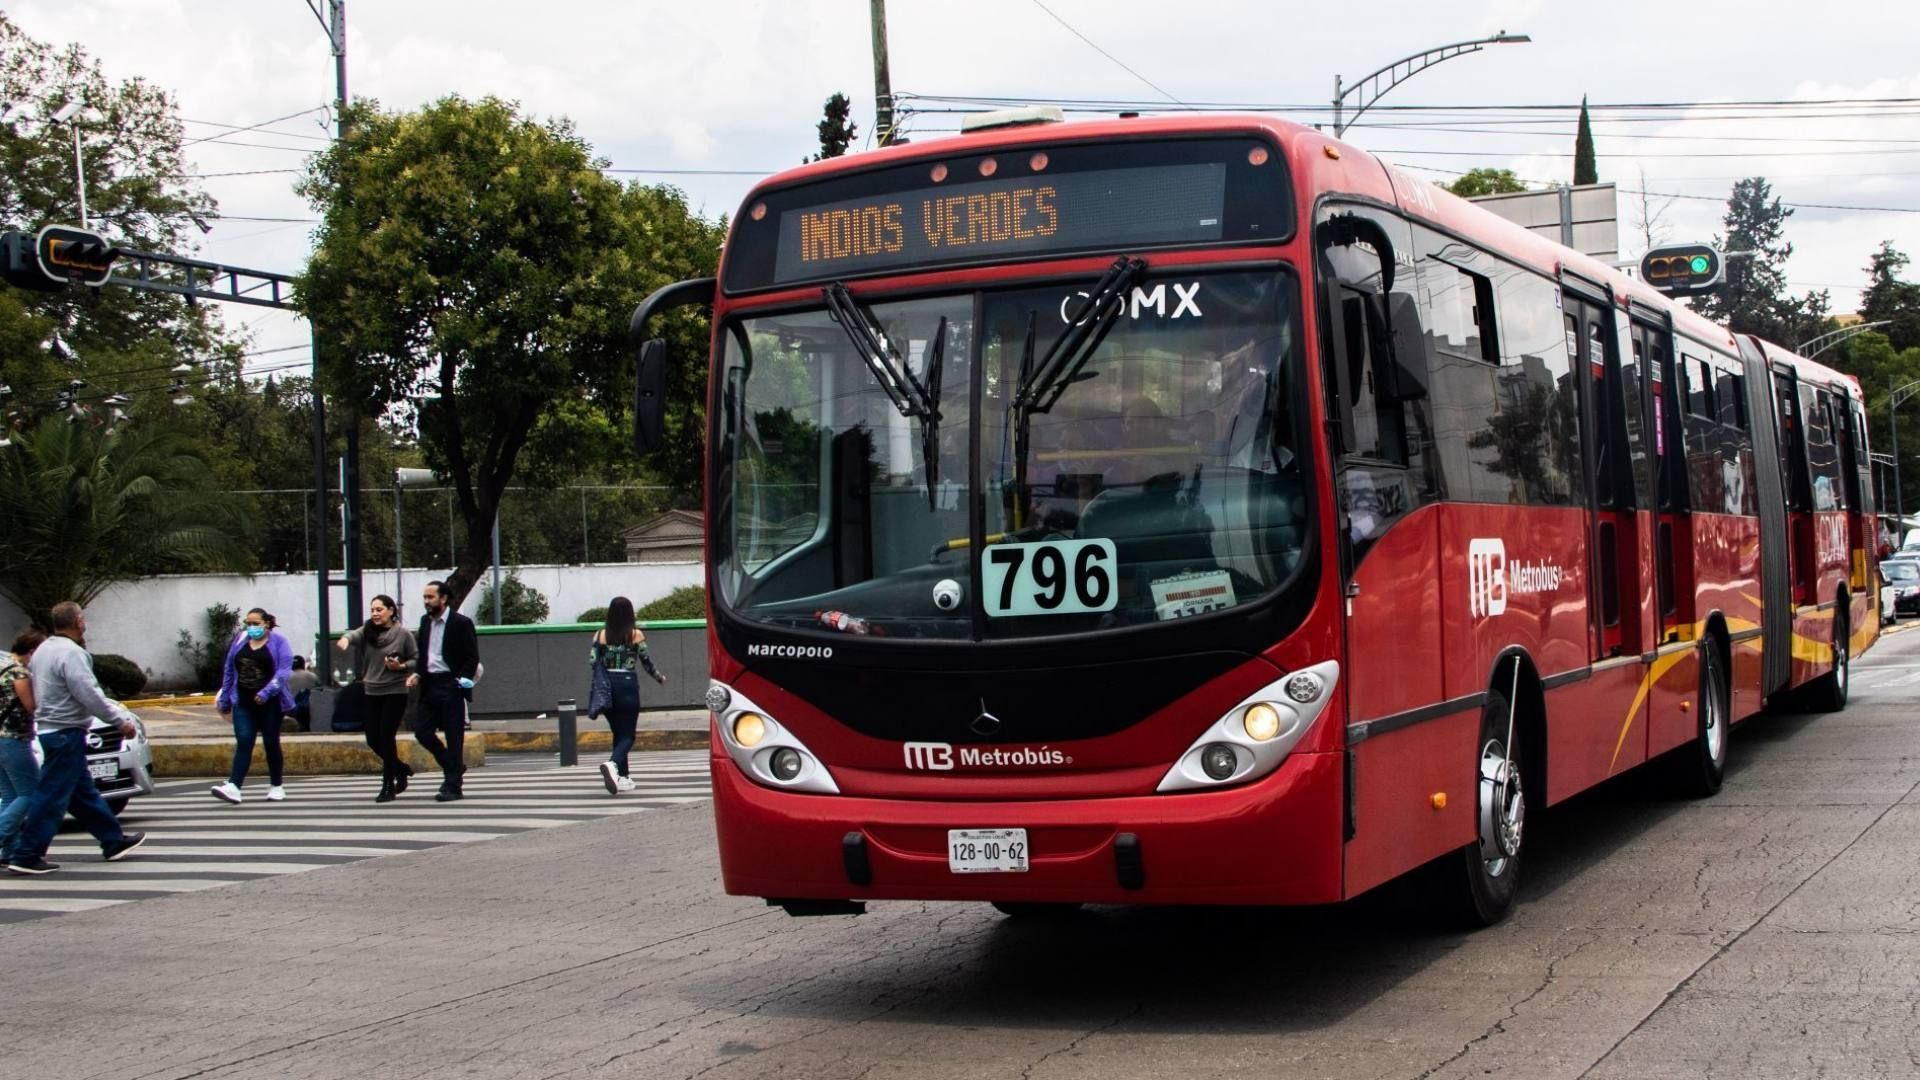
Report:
739,112,1855,398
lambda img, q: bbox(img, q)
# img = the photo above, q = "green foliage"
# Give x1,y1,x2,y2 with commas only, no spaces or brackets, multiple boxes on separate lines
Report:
0,418,252,623
174,602,241,691
1445,168,1528,198
1691,177,1830,347
1573,96,1598,187
91,653,147,699
476,571,549,625
636,585,706,621
1861,242,1920,353
808,93,858,162
576,605,608,623
0,14,240,428
297,95,721,607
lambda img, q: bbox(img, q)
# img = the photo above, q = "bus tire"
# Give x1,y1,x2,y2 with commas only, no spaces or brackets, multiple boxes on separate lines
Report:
1671,642,1729,798
990,902,1083,919
1440,688,1527,929
1806,606,1850,713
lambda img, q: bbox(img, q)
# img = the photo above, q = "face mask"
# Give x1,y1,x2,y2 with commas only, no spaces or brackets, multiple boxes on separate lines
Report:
246,626,266,641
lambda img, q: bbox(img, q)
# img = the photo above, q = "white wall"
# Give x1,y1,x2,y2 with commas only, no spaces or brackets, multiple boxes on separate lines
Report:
0,562,704,690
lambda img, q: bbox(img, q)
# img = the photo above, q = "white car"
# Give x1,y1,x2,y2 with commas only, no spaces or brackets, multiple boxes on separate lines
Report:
29,716,157,815
1884,559,1920,627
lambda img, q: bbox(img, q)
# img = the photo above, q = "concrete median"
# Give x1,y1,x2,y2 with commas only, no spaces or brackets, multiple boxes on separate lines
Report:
150,733,487,778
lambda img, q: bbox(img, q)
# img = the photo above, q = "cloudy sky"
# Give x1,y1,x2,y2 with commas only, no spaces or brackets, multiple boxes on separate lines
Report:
12,0,1920,364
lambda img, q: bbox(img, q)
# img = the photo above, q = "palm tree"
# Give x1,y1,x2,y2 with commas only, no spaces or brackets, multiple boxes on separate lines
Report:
0,416,253,625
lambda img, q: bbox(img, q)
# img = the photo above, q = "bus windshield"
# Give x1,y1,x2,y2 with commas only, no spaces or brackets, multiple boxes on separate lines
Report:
713,268,1309,642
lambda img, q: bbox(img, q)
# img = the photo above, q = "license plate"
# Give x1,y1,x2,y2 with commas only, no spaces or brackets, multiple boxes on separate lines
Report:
947,828,1029,874
88,760,119,781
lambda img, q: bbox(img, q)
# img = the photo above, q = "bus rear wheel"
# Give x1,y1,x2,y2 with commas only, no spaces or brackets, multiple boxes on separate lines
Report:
1671,643,1729,798
1438,688,1526,929
1806,607,1850,713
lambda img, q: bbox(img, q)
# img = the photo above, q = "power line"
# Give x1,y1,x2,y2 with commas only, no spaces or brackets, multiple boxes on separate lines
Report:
181,106,332,148
1024,1,1185,107
1397,162,1920,215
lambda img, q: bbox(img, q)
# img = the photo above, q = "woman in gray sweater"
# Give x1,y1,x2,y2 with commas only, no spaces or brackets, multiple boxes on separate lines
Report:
336,595,418,802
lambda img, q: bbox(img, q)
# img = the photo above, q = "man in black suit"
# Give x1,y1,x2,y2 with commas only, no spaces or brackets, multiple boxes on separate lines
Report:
406,580,480,801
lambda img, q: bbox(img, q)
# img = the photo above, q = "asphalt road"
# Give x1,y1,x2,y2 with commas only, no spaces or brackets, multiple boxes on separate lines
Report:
8,629,1920,1080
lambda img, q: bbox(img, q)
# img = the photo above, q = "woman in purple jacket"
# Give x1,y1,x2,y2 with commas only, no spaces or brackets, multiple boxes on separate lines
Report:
211,608,296,804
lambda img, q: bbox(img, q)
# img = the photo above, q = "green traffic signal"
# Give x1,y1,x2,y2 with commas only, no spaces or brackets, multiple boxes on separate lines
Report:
1688,255,1710,274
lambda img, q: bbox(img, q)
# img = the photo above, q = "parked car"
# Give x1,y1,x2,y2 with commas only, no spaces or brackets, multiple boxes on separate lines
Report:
1882,559,1920,624
29,715,156,816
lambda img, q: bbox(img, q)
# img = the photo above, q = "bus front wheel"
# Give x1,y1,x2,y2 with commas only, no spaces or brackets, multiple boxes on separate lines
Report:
1806,607,1850,713
1439,688,1526,929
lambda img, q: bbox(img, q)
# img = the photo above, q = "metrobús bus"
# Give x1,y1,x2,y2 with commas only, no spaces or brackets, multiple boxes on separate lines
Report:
629,112,1878,926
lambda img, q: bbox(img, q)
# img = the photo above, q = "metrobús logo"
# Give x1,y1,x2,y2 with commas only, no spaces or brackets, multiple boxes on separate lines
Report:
746,643,833,659
1468,537,1562,618
903,741,1072,770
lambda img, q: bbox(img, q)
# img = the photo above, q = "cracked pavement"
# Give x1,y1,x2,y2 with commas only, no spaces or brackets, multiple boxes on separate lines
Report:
8,630,1920,1079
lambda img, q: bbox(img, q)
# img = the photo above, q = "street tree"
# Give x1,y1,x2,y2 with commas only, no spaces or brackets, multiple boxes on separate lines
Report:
1573,96,1598,186
0,13,239,410
808,93,859,162
1691,177,1830,346
0,416,251,625
1860,241,1920,352
297,96,720,608
1445,168,1527,198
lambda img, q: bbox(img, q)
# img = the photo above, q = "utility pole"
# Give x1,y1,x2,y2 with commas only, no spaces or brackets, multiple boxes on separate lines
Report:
306,0,363,658
870,0,895,146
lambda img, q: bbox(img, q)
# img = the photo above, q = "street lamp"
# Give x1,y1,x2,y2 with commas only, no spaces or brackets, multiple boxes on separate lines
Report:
1799,320,1892,361
1887,378,1920,529
50,101,98,229
1332,31,1532,139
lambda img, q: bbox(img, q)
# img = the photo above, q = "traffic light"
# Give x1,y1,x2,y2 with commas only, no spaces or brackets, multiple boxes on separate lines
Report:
35,224,117,287
0,230,62,292
1640,243,1723,298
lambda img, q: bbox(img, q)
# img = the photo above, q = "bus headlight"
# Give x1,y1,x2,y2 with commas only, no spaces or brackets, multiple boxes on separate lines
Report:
712,683,839,794
733,712,766,748
1158,661,1340,793
1243,703,1282,742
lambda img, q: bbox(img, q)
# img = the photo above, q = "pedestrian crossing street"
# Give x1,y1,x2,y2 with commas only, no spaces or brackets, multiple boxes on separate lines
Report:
0,751,712,924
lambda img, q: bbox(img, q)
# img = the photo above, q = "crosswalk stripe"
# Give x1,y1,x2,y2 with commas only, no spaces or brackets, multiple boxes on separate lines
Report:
3,754,712,924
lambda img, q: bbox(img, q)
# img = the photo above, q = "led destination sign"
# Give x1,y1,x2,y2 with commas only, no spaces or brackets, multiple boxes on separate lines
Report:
723,137,1292,293
774,163,1225,284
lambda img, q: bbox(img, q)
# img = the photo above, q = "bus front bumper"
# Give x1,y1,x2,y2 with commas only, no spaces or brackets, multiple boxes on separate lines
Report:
711,748,1345,907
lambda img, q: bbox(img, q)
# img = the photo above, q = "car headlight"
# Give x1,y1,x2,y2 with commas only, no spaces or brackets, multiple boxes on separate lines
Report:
712,682,838,794
1158,661,1340,793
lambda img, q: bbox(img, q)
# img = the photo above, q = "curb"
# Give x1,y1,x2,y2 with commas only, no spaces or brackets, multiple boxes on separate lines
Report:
485,729,709,755
150,734,486,778
124,693,218,708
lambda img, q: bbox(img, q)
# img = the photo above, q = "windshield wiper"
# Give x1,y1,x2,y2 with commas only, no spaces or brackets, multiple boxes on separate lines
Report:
919,317,948,509
1008,256,1146,528
822,281,931,418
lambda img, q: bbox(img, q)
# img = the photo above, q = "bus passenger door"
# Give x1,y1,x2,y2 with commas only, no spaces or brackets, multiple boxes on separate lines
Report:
1771,364,1816,607
1566,293,1644,663
1637,321,1691,646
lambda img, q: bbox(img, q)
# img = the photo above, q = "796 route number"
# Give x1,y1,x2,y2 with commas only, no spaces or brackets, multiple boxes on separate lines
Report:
982,538,1118,617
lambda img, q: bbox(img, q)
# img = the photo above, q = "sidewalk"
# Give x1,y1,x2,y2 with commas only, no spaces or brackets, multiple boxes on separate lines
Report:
130,699,710,777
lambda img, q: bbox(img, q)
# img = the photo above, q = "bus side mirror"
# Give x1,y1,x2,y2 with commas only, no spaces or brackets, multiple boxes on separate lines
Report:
634,338,668,454
1384,292,1430,402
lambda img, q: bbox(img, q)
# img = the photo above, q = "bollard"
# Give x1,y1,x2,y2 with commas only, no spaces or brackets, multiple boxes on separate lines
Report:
557,698,578,767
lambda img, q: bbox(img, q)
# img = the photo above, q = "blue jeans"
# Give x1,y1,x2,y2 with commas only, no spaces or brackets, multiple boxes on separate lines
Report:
229,697,286,787
11,726,128,862
0,735,40,861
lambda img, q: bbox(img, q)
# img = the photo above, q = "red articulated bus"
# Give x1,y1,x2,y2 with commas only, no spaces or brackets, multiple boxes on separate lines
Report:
630,111,1878,926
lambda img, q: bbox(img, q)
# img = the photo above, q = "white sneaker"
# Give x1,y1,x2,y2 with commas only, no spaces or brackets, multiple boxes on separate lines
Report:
210,782,242,804
599,761,620,795
614,775,637,793
267,785,287,802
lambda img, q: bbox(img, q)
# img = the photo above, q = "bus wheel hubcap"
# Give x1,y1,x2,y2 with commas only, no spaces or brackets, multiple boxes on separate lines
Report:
1478,739,1524,873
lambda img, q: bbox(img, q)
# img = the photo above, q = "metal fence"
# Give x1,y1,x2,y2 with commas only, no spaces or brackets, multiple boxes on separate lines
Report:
233,485,684,574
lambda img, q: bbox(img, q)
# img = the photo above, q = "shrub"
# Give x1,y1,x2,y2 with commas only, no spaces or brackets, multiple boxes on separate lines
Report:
575,606,608,624
477,571,550,625
175,603,241,691
93,654,149,700
636,585,706,621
